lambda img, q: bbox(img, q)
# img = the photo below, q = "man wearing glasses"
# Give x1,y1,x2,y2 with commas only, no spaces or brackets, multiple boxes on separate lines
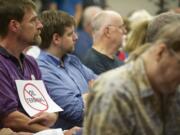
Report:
82,10,126,75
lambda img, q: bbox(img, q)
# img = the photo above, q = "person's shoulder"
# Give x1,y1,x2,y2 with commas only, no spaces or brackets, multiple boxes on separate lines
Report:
36,51,51,66
64,54,84,68
83,49,99,61
24,54,37,64
0,54,8,65
90,70,134,109
24,55,41,72
96,64,135,91
68,53,84,63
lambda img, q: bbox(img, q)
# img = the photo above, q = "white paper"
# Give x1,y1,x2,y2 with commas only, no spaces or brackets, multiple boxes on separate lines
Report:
15,80,63,117
33,128,63,135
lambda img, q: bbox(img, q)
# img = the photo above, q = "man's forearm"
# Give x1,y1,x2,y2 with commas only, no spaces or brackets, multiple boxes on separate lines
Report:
2,111,48,133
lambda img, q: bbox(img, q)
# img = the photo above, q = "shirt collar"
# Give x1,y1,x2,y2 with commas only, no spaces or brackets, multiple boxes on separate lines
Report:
131,57,155,98
0,46,25,63
39,51,70,67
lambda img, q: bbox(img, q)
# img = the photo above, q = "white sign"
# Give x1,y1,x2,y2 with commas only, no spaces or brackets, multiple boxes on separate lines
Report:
34,128,63,135
15,80,63,117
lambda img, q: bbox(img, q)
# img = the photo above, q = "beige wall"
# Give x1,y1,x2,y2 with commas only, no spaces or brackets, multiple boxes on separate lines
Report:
107,0,179,17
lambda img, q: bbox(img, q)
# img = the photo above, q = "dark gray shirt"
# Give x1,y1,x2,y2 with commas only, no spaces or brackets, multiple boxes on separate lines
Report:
83,48,124,74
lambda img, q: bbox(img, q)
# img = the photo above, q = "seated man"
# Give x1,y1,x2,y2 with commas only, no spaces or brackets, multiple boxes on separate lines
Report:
0,0,59,132
37,10,96,130
0,0,80,134
84,21,180,135
82,10,125,74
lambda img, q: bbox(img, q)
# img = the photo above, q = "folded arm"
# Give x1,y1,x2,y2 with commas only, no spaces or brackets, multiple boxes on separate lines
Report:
2,111,49,133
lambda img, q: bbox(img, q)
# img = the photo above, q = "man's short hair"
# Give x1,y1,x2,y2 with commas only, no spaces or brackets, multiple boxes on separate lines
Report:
91,10,121,32
154,22,180,52
39,10,76,49
83,6,102,27
0,0,36,37
146,12,180,43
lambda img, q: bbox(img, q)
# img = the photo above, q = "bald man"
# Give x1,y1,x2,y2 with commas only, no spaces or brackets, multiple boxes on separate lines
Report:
82,10,126,74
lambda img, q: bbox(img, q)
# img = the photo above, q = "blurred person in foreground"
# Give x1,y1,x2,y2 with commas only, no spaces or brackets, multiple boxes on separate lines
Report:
84,21,180,135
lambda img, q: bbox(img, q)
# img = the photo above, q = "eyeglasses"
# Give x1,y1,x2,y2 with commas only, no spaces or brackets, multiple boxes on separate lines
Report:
108,24,125,29
107,24,126,33
170,49,180,64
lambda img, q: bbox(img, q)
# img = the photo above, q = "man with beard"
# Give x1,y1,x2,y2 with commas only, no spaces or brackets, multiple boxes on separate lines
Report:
37,10,96,130
0,0,61,133
0,0,82,134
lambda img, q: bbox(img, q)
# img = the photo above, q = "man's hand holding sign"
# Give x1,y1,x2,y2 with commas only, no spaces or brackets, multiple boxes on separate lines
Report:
15,80,63,128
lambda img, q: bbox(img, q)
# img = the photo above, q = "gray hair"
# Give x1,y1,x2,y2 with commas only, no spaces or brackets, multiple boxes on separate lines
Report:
91,10,122,32
154,21,180,52
146,12,180,43
83,6,102,27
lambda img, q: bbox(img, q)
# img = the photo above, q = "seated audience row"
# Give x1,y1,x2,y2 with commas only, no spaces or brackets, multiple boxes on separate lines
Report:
1,0,180,134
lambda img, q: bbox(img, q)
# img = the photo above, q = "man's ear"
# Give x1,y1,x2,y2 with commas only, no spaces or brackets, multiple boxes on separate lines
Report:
9,20,20,32
154,43,167,62
104,26,111,38
52,33,61,46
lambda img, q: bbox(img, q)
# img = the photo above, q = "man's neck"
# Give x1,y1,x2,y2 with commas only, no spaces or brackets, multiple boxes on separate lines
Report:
0,39,24,60
46,47,65,60
92,43,115,59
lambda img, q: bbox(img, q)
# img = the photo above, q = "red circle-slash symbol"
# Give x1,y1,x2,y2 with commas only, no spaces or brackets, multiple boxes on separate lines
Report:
23,83,49,112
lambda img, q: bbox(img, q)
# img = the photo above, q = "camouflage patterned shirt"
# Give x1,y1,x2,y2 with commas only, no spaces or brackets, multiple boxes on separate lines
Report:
84,57,180,135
